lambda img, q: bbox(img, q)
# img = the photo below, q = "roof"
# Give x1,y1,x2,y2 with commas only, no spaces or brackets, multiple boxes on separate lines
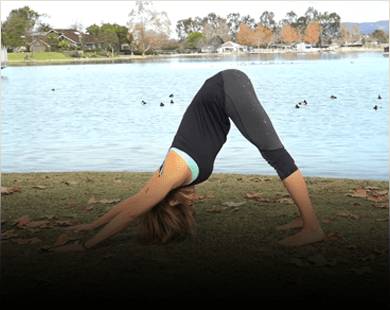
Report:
50,29,82,44
220,41,245,48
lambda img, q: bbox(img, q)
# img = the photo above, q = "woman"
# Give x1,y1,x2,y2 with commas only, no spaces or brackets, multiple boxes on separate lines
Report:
59,69,324,252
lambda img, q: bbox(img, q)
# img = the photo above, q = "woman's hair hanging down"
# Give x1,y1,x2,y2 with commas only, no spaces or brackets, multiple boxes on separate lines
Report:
138,186,197,244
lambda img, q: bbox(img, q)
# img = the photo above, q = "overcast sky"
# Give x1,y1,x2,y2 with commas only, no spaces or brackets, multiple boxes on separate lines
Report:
1,1,389,38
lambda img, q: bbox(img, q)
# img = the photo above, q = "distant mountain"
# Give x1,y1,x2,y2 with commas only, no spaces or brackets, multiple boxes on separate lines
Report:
342,20,389,35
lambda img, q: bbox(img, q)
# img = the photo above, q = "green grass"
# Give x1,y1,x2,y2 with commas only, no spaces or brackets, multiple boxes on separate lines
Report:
8,52,72,62
1,172,388,301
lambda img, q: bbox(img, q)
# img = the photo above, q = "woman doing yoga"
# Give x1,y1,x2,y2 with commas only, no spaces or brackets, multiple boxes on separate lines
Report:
62,69,325,251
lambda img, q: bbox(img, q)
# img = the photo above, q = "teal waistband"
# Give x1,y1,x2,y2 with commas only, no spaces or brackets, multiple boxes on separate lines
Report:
170,147,199,185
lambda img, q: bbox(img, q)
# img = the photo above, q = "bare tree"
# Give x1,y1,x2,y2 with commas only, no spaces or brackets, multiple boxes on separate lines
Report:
127,0,171,55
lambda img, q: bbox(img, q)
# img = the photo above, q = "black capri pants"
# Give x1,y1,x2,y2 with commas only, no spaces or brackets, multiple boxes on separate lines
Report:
221,69,298,180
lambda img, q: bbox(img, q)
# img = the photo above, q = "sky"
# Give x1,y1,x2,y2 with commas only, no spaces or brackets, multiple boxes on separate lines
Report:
1,0,389,38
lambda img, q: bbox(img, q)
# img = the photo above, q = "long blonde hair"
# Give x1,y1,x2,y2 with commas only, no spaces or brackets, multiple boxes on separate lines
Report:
138,186,197,244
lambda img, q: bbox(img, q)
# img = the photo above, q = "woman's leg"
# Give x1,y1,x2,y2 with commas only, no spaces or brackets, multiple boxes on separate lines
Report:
220,69,324,246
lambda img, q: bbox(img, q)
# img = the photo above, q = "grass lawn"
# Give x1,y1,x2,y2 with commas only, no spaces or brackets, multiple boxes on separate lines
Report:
1,172,388,302
8,52,72,62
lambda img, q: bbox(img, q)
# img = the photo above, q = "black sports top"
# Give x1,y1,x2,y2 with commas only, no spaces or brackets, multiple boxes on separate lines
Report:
164,71,231,187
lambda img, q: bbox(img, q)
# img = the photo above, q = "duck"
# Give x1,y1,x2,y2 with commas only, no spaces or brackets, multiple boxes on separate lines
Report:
303,100,308,105
141,100,147,105
160,102,165,107
298,101,302,105
295,104,300,109
51,88,55,91
373,105,378,110
330,95,337,99
378,95,382,99
169,94,174,98
170,99,174,104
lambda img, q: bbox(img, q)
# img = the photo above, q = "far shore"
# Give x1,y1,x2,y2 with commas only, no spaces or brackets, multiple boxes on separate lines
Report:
5,46,386,67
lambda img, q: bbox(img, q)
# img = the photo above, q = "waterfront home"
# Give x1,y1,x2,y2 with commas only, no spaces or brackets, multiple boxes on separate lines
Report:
217,41,248,53
28,29,103,52
295,42,320,53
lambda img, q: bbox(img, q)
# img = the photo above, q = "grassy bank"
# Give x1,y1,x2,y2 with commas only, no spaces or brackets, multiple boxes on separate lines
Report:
1,172,388,302
6,47,385,66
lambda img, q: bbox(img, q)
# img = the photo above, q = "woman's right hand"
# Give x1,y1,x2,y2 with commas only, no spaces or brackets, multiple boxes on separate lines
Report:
65,223,95,232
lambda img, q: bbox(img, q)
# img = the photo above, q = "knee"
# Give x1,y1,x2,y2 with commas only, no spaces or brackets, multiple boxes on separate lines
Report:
260,147,298,180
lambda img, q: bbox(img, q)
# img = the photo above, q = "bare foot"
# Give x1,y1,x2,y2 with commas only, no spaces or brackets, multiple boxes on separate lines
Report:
276,217,303,231
278,228,325,247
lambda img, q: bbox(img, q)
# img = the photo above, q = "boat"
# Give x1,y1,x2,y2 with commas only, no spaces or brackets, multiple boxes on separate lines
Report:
384,46,389,57
1,47,8,69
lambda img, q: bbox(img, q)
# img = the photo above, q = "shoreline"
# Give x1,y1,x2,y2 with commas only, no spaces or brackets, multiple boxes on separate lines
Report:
5,47,385,67
1,171,387,182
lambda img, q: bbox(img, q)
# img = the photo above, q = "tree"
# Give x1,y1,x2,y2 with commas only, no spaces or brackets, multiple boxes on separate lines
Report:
281,24,300,44
240,15,256,29
201,13,230,45
340,24,361,44
236,23,253,46
259,11,276,30
1,6,40,49
252,25,273,48
304,21,320,45
318,12,341,45
184,31,203,49
281,11,298,27
175,17,203,40
371,29,389,43
305,7,319,22
226,12,241,41
127,0,171,55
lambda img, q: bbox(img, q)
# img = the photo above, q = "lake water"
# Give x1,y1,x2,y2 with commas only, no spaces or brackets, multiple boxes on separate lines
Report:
1,52,388,180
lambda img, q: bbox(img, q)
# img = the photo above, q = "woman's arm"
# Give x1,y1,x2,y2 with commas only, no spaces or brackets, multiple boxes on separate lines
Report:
81,151,191,248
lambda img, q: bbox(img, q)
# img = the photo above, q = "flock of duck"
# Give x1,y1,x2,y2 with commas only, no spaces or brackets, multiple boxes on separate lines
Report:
142,94,174,107
295,94,383,110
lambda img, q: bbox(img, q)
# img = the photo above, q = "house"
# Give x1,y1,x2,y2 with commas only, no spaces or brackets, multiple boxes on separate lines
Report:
217,41,248,53
295,42,320,53
30,29,103,51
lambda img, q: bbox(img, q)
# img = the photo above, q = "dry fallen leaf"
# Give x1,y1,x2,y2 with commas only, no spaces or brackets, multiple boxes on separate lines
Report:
87,196,120,204
205,206,223,213
32,185,47,190
346,188,367,198
276,197,294,204
325,232,344,241
1,186,21,195
25,220,51,229
12,237,41,245
16,215,31,227
63,180,79,186
245,192,271,203
54,233,80,247
1,229,18,240
54,220,73,227
372,202,388,209
336,211,360,220
222,201,246,207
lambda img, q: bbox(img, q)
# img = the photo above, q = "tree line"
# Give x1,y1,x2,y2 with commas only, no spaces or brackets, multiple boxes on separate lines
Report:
1,1,388,56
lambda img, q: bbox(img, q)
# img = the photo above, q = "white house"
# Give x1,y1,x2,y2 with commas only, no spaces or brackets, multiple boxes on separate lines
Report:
217,41,248,53
295,42,320,53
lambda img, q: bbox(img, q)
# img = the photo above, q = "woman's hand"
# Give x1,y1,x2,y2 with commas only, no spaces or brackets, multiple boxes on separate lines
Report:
65,223,95,232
